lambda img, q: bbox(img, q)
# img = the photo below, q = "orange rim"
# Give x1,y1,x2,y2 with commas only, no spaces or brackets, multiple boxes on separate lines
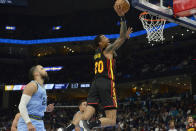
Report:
139,12,165,21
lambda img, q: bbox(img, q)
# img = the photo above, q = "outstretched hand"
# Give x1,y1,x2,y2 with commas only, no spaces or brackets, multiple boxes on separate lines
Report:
126,27,133,39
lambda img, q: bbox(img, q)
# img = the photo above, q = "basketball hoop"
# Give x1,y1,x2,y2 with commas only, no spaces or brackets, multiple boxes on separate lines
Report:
139,12,166,43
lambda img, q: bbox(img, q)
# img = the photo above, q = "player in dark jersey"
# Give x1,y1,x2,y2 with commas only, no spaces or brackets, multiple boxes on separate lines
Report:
65,5,132,131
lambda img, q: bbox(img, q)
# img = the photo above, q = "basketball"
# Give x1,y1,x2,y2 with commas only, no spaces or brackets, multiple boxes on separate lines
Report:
115,0,130,14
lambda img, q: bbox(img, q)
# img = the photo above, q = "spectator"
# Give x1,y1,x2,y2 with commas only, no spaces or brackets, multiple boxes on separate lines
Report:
168,120,177,131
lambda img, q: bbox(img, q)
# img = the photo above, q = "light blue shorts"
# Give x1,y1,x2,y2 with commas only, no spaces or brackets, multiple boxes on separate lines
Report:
17,117,46,131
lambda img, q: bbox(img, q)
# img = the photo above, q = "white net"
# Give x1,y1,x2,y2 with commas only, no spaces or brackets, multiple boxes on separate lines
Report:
139,12,166,43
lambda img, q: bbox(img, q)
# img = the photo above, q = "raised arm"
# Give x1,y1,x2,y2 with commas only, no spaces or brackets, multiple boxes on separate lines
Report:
104,6,132,53
104,20,128,53
119,18,127,39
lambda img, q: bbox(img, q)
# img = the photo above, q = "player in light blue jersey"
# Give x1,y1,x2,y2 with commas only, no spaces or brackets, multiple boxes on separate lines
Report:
17,65,54,131
72,100,87,131
61,100,87,131
57,100,87,131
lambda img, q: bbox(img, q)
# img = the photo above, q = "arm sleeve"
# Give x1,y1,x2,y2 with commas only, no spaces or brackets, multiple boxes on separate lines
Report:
18,94,31,124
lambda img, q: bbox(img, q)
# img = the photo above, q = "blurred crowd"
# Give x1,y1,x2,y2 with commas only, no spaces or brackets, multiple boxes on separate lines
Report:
1,39,196,85
117,95,196,131
0,109,14,131
0,95,195,131
119,41,196,82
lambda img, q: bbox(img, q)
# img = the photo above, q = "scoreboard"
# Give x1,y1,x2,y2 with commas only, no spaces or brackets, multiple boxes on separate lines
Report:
5,83,91,91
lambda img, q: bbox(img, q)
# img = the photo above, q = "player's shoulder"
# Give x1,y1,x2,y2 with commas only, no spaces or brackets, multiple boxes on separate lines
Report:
27,81,37,86
24,81,37,91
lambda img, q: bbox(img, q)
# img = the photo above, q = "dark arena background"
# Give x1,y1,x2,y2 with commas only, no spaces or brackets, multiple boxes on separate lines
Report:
0,0,196,130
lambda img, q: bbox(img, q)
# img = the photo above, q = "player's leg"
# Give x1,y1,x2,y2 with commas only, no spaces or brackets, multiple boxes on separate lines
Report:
81,105,96,120
72,105,95,125
80,80,99,121
78,105,96,131
98,78,117,126
83,78,118,129
66,80,98,131
99,109,117,126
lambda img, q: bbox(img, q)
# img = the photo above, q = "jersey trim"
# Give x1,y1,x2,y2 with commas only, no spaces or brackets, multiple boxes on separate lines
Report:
111,80,117,108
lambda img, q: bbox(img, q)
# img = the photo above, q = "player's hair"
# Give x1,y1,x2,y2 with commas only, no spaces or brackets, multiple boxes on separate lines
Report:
94,34,103,47
169,120,175,128
169,120,174,124
29,65,38,80
78,99,86,106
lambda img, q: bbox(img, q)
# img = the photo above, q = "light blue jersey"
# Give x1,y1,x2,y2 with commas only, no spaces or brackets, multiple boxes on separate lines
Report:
27,81,47,117
18,81,47,131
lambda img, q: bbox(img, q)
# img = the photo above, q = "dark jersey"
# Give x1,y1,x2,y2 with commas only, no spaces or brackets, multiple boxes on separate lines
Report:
94,48,116,80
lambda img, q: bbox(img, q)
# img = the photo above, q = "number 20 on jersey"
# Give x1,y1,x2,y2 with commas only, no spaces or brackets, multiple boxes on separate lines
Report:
95,60,104,74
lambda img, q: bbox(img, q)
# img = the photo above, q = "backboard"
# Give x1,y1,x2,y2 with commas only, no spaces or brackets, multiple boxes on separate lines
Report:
132,0,196,30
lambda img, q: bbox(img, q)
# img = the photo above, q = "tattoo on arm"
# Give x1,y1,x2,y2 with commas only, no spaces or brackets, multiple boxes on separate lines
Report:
104,20,127,53
120,21,127,39
104,39,122,52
